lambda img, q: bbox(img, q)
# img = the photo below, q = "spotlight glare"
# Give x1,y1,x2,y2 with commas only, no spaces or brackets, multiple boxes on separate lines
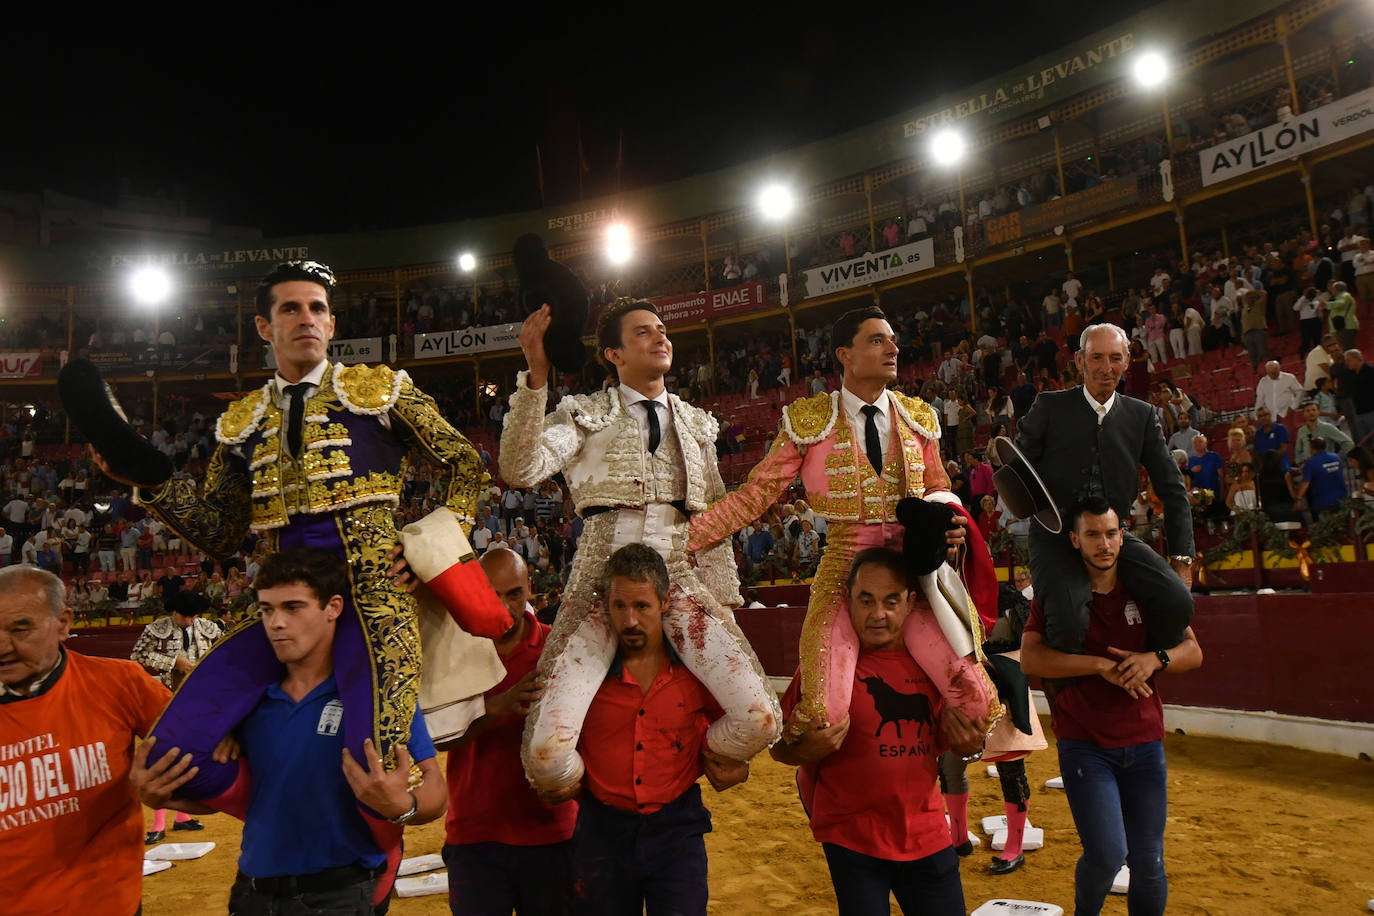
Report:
458,252,476,273
1134,51,1168,88
929,129,967,166
128,267,172,305
605,223,633,265
758,184,795,221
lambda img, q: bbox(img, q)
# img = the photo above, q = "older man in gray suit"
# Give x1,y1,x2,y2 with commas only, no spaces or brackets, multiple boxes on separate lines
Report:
1015,323,1194,656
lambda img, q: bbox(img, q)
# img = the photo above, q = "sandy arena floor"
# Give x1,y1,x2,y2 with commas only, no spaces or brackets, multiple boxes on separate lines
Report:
141,721,1374,915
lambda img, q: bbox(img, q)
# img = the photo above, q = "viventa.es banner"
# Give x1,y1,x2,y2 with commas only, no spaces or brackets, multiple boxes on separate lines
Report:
797,238,936,300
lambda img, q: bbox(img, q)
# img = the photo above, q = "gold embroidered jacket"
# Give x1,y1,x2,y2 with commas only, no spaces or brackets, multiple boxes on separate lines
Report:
688,389,955,551
142,362,486,558
139,362,486,764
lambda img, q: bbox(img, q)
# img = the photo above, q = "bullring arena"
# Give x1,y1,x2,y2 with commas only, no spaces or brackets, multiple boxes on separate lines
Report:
4,0,1374,913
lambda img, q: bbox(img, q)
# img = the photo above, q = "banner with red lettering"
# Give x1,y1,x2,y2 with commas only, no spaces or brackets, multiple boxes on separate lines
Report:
0,353,42,378
653,281,769,326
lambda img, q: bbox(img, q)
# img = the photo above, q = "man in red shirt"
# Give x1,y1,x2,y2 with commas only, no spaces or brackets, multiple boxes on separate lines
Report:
440,547,576,915
771,548,988,916
1021,497,1202,916
0,565,172,916
539,544,749,916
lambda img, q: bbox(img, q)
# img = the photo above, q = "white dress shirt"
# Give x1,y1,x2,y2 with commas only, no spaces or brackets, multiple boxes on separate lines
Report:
1083,386,1117,425
617,383,674,453
840,386,892,461
1254,372,1305,418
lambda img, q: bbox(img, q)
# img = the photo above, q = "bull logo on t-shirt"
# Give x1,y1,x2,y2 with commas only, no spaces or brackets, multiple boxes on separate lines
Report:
860,676,933,740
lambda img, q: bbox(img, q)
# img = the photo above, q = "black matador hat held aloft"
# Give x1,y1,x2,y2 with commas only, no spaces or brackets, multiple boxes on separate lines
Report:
58,358,174,488
512,233,590,374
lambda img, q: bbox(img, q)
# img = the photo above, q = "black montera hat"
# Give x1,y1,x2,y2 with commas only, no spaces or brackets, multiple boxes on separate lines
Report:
895,497,956,575
58,359,173,488
991,436,1062,534
512,234,590,374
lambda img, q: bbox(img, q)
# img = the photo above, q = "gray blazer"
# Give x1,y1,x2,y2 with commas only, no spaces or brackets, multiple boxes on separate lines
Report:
1015,387,1195,557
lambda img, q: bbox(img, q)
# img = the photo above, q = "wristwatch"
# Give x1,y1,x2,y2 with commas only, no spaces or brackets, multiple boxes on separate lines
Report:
1155,649,1171,670
1169,555,1194,566
388,792,419,825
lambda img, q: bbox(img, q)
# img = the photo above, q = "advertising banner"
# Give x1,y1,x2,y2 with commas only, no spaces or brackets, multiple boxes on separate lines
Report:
983,177,1140,246
797,239,935,299
0,353,41,379
652,281,769,325
1199,86,1374,186
414,322,521,359
266,337,383,369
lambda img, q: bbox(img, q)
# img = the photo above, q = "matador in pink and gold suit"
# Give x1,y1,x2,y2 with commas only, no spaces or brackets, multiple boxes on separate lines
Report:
688,387,1002,738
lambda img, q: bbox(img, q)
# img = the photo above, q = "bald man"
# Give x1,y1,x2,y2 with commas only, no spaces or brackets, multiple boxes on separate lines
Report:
438,547,576,915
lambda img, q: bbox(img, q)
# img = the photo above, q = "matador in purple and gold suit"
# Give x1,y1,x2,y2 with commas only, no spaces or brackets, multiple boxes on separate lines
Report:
139,360,492,896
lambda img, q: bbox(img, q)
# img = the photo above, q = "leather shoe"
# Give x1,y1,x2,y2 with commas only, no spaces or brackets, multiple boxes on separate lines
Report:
989,853,1025,875
172,818,205,831
144,830,165,845
953,840,974,857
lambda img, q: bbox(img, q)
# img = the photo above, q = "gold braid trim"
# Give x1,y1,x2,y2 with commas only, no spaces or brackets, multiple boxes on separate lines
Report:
388,375,487,527
141,447,253,561
890,390,943,441
335,504,421,768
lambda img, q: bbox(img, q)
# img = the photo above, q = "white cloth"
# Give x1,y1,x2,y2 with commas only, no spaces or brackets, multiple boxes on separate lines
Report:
1082,386,1117,425
840,386,892,461
1294,296,1323,321
1255,372,1305,418
1304,345,1334,390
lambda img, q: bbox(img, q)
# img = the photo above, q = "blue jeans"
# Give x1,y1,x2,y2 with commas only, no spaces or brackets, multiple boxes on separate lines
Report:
1057,738,1168,916
821,843,964,916
443,841,573,915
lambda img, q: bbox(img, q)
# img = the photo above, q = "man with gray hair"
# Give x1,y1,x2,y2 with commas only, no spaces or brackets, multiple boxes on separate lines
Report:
0,565,172,916
1254,360,1304,420
1341,349,1374,444
1014,323,1195,670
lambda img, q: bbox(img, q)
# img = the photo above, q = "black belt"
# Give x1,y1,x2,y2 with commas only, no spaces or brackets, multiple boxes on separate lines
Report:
581,501,689,520
238,864,379,896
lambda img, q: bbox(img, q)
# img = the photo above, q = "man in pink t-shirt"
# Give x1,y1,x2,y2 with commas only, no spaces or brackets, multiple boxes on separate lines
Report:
440,548,577,915
772,548,987,915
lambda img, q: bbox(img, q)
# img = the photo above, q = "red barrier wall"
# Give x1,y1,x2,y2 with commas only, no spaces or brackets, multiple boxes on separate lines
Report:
735,593,1373,724
74,592,1372,724
66,625,143,661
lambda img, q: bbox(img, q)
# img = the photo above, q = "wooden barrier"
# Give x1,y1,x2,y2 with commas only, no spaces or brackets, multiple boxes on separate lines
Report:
734,592,1372,725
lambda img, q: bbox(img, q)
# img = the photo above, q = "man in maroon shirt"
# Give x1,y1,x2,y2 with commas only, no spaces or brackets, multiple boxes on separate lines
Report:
771,547,988,916
539,544,749,916
439,547,576,915
1021,497,1202,916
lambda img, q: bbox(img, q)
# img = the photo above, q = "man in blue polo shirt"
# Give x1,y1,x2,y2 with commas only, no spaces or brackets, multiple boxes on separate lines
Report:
1296,437,1348,517
1185,434,1224,494
133,547,448,915
1252,407,1291,471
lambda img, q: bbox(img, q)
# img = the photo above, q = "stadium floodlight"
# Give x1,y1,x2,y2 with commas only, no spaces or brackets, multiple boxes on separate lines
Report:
1133,51,1168,89
758,184,795,221
458,252,477,273
606,222,633,265
128,266,172,305
929,129,967,166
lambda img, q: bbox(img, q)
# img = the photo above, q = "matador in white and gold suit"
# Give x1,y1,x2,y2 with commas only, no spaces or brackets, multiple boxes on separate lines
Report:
501,371,782,790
